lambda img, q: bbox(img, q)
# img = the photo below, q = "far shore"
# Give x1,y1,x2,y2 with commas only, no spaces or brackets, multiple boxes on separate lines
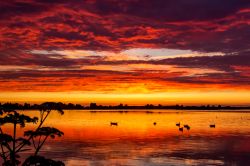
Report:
1,102,250,112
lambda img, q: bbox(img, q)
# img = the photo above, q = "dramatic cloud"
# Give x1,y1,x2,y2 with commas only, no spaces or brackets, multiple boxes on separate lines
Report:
0,0,250,103
0,0,250,52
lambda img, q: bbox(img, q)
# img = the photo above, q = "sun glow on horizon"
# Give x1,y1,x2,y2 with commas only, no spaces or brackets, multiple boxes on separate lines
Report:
0,91,249,106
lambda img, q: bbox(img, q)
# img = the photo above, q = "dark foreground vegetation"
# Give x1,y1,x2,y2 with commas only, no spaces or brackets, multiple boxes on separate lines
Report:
1,102,250,111
0,102,65,166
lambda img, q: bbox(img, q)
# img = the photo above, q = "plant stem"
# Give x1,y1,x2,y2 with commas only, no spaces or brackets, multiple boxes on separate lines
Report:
12,122,16,166
0,128,13,162
15,110,51,153
0,127,7,163
0,144,7,164
34,135,48,156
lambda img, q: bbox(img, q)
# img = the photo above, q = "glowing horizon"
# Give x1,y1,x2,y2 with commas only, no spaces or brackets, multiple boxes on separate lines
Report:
0,91,249,106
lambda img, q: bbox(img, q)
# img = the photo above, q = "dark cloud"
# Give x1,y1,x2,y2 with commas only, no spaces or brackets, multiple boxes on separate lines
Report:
166,72,250,85
0,69,129,80
153,51,250,71
0,0,249,52
0,0,250,91
0,51,250,88
0,1,49,19
0,49,109,68
92,0,250,21
42,29,89,41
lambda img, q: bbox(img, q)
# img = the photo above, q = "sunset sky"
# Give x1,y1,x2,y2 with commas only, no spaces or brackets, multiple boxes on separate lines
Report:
0,0,250,105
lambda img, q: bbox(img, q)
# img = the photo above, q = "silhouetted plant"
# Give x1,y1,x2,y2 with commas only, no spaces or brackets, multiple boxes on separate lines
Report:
22,156,64,166
24,127,63,156
0,102,65,166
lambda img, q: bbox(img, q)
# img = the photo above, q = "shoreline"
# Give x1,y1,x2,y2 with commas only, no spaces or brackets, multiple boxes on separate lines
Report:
16,109,250,113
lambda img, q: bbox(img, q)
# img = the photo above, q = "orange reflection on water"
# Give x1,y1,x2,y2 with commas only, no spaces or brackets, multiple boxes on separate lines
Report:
2,110,250,166
41,110,250,139
9,110,249,140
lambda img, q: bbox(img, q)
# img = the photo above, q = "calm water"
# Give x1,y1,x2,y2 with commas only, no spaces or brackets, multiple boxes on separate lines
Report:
3,110,250,166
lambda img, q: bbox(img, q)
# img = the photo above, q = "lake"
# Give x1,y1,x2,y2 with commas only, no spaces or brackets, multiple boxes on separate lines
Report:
2,110,250,166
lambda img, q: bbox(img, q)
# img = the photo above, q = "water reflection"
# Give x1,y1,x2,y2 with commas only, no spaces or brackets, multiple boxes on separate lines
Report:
5,110,250,165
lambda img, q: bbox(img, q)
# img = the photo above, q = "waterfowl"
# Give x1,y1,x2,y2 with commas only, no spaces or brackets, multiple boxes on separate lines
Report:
110,122,118,126
210,124,216,128
179,127,183,132
184,124,190,130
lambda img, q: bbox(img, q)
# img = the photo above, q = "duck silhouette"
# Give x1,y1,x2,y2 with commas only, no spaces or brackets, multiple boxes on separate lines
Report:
209,124,216,128
184,124,190,130
179,127,183,132
110,122,118,126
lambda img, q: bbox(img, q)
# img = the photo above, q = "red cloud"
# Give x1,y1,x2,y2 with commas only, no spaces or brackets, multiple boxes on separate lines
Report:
0,0,249,52
0,0,250,93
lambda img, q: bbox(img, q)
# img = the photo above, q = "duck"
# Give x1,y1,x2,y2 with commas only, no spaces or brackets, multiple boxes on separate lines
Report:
209,124,216,128
110,122,118,126
184,124,190,130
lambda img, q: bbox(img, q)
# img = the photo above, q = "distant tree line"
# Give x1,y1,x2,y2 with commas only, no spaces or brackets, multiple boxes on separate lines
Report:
0,102,250,110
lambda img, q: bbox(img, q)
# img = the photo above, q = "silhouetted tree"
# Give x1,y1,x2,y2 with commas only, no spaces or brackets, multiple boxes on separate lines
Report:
0,102,64,166
90,103,97,109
